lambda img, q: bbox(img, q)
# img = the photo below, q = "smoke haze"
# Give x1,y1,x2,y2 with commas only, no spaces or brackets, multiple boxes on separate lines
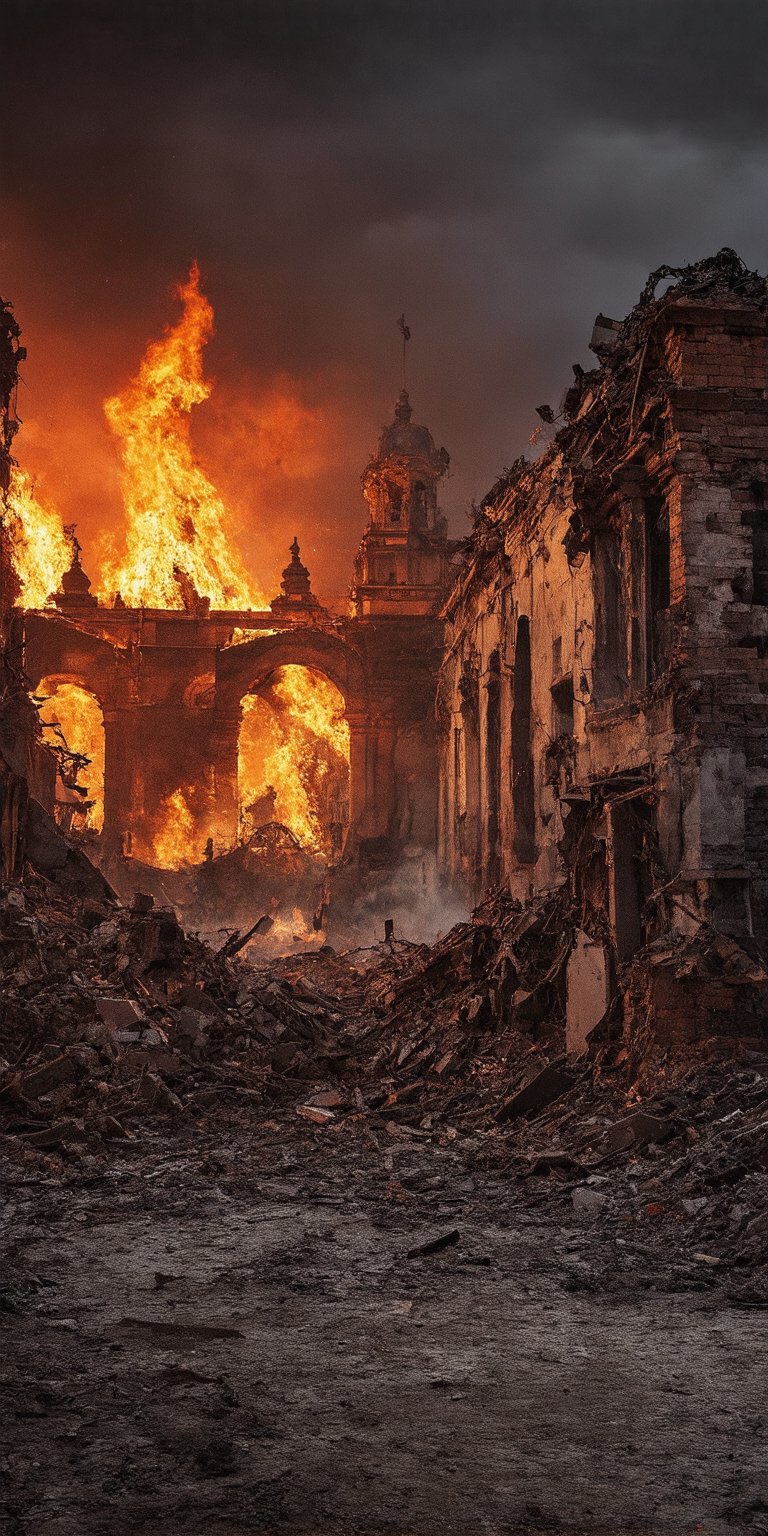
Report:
4,0,768,602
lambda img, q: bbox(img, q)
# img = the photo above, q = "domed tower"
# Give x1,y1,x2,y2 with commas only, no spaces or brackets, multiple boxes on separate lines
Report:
271,536,320,614
352,389,453,617
54,532,98,611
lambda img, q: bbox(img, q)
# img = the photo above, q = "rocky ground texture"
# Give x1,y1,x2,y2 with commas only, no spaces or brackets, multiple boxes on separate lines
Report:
2,876,768,1533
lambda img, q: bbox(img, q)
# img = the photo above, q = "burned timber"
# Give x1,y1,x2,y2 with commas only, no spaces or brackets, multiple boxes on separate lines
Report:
2,253,768,1536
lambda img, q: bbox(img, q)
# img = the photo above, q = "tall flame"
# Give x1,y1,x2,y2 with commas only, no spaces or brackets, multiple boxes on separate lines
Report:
150,788,196,870
239,666,350,855
3,466,70,608
100,263,264,610
38,681,105,833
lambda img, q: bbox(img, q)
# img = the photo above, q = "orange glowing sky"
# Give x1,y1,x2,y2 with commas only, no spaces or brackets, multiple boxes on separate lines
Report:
7,0,766,613
8,244,374,609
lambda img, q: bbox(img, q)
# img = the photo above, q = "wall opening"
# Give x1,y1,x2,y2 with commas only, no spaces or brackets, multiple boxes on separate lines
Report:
551,674,574,738
512,616,536,864
592,523,627,701
458,657,481,885
37,680,105,834
485,650,502,883
608,796,655,961
238,665,350,860
646,496,671,677
746,481,768,605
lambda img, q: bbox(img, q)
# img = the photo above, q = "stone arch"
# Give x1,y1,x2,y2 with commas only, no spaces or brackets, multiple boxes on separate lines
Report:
215,627,367,716
182,672,216,710
22,611,127,713
213,630,366,854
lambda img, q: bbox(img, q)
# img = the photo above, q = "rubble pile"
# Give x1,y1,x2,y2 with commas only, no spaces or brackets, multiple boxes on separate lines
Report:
0,875,346,1156
2,871,768,1281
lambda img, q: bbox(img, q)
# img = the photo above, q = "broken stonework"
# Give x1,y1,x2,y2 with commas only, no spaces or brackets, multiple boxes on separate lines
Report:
566,930,610,1057
437,250,768,1038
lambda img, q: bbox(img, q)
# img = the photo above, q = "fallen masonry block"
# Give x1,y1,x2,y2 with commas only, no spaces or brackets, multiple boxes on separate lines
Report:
135,1073,182,1113
495,1061,578,1124
19,1054,78,1100
606,1111,677,1153
95,997,144,1030
297,1104,335,1124
572,1187,609,1215
121,1047,184,1080
306,1089,344,1108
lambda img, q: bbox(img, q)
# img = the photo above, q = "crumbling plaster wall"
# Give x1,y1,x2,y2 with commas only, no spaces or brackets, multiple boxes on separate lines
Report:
439,256,768,997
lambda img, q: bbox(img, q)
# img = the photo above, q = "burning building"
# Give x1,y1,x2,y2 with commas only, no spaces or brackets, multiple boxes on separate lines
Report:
437,249,768,1046
15,269,455,887
9,247,768,1026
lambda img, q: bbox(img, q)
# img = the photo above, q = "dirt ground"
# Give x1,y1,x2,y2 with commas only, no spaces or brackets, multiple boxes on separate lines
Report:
3,1126,767,1536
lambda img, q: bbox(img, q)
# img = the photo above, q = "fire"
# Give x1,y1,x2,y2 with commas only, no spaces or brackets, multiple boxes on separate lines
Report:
150,788,196,870
100,263,265,610
3,466,70,608
239,666,350,856
38,681,105,832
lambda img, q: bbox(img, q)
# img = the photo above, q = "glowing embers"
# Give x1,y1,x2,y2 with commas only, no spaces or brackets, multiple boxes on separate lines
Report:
3,467,70,608
238,665,350,858
100,263,265,611
38,682,105,833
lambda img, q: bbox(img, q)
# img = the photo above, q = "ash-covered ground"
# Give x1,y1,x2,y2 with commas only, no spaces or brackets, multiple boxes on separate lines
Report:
2,873,768,1536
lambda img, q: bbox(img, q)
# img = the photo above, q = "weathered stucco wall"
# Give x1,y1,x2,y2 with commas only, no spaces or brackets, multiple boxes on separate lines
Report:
438,251,768,1039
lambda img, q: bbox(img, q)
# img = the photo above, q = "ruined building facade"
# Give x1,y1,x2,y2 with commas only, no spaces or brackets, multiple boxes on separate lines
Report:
437,252,768,1041
20,390,454,864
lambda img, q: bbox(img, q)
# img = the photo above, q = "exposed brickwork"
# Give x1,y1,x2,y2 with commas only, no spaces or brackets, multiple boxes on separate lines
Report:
438,251,768,1039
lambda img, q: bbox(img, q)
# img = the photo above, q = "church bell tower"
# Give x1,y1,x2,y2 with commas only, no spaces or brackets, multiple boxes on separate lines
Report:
351,388,453,618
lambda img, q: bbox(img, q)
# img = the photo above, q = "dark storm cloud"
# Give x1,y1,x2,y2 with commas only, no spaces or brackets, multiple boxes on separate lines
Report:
3,0,768,588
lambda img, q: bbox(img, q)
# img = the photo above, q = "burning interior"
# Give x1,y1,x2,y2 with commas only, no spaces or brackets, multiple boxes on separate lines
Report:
8,264,451,948
238,666,350,859
37,679,105,836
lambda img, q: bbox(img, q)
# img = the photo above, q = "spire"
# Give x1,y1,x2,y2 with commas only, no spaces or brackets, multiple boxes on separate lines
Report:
271,536,320,612
54,527,98,610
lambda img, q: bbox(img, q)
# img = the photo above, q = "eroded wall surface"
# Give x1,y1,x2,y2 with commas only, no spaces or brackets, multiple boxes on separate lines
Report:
438,251,768,1039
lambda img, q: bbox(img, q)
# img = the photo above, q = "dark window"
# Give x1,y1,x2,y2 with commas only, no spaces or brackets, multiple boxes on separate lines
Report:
592,525,628,701
748,482,768,604
485,651,501,884
646,496,671,676
608,794,658,961
551,675,574,737
512,617,536,863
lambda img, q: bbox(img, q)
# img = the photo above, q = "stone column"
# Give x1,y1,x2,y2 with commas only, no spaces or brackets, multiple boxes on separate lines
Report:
346,712,397,842
102,708,137,855
210,707,242,852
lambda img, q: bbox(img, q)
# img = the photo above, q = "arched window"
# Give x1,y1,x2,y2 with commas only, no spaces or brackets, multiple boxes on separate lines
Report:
512,617,536,864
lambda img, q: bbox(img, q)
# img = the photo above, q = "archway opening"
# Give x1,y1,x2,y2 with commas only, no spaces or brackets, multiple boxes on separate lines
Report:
37,680,105,835
238,665,350,860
